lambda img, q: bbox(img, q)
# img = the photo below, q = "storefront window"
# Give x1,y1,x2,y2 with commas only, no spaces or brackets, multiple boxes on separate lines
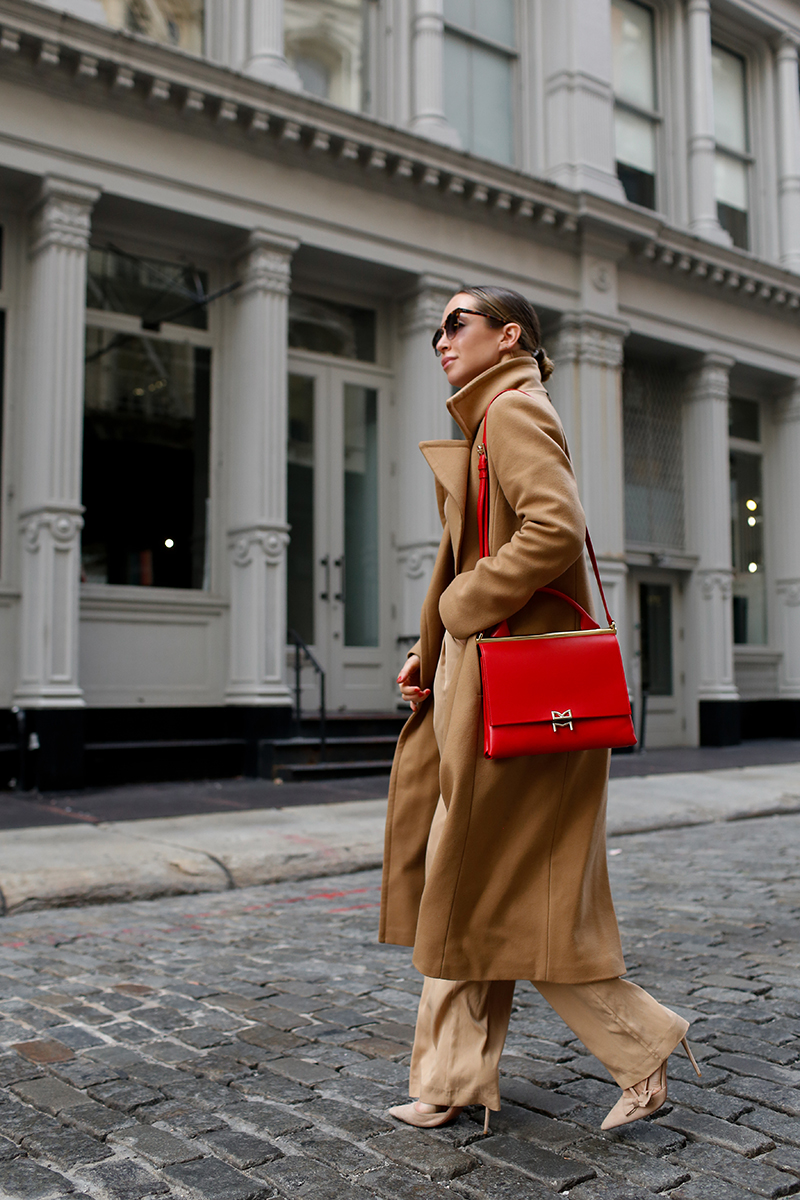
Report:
83,246,211,590
289,294,376,361
639,583,672,696
611,0,658,210
100,0,203,53
712,45,750,249
623,359,684,549
444,0,517,165
285,0,370,112
730,398,766,645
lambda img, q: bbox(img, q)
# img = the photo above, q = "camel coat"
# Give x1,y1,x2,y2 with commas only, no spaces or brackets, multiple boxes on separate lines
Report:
379,356,626,983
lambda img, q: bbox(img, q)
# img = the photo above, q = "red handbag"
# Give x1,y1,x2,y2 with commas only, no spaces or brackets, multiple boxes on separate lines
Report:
475,397,636,759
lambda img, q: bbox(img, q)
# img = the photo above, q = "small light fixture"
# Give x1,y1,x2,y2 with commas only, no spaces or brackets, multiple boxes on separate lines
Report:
746,499,758,511
748,516,757,527
748,562,758,573
164,538,174,549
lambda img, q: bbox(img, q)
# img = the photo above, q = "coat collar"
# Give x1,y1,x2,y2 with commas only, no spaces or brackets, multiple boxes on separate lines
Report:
447,356,541,441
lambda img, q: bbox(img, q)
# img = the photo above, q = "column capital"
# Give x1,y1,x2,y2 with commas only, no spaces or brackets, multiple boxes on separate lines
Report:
228,522,291,567
237,229,299,299
685,353,735,402
29,176,101,258
551,313,629,369
686,0,711,13
776,32,799,56
775,382,800,424
400,275,462,337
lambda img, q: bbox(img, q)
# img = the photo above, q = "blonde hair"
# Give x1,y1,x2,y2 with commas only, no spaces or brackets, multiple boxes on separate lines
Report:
460,285,554,382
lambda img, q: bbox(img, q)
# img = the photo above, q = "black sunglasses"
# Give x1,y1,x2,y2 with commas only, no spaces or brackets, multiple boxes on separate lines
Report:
432,308,503,354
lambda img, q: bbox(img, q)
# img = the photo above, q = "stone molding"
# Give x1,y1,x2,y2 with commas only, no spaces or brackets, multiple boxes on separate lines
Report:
397,540,440,581
699,569,734,601
228,524,291,567
777,578,800,607
29,176,100,258
774,386,800,425
551,315,627,369
400,276,462,338
19,507,84,552
237,229,299,300
685,354,735,404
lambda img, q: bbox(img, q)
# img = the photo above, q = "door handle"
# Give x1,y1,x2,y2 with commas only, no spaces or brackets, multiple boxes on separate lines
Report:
334,555,346,604
320,555,330,601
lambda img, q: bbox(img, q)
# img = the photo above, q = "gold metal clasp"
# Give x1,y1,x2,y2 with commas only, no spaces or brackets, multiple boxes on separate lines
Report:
551,709,574,733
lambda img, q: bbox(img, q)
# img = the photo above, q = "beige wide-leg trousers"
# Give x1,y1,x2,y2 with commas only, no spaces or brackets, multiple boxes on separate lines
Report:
409,634,689,1112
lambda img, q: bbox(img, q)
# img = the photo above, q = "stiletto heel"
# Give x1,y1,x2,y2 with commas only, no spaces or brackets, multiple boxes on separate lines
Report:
483,1106,490,1135
601,1033,700,1132
681,1036,701,1078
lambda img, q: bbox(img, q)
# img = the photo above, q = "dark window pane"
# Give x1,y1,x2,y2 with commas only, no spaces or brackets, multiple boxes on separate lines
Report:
729,449,766,644
289,294,376,362
287,374,316,645
0,310,4,554
717,201,749,249
87,246,209,330
639,583,672,695
617,161,656,209
729,397,760,442
82,330,210,589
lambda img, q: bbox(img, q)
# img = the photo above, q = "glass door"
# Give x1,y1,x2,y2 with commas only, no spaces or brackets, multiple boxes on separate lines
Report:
287,357,392,711
630,571,686,747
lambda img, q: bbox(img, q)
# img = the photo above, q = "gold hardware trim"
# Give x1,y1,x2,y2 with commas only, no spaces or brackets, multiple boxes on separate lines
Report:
551,709,574,732
478,625,617,643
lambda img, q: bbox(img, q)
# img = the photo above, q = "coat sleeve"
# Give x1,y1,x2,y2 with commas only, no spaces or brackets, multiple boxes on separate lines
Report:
438,390,586,639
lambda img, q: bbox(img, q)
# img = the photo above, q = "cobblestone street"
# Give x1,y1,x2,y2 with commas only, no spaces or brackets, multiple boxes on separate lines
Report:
0,811,798,1200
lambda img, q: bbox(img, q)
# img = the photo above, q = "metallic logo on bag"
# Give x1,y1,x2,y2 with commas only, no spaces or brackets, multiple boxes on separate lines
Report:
551,710,574,733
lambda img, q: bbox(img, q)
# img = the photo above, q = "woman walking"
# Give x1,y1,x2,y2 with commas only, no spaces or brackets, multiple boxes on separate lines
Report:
379,286,698,1134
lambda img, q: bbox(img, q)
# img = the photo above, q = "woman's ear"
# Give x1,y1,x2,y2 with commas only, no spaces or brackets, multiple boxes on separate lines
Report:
499,322,523,351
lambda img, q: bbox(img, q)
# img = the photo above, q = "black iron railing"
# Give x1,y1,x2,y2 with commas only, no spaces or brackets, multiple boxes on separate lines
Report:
287,629,326,758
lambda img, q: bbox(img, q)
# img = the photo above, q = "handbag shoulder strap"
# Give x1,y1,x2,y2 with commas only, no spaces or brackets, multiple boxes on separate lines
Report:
477,393,616,630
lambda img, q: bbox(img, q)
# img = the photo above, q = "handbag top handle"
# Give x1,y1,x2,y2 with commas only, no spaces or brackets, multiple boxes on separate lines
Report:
477,391,616,631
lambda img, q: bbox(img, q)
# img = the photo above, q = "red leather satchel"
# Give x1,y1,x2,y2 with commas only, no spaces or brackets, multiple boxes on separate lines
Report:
475,397,636,759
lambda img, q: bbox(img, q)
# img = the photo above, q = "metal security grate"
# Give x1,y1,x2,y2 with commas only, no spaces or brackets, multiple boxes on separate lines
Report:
623,359,685,550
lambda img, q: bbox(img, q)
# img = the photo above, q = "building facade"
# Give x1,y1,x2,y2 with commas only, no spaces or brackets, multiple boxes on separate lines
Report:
1,0,800,789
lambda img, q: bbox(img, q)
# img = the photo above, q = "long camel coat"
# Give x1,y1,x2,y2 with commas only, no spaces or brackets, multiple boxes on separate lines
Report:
379,356,626,983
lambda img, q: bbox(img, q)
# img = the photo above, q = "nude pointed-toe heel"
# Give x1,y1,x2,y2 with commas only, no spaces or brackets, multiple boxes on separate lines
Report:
601,1036,701,1132
388,1102,463,1128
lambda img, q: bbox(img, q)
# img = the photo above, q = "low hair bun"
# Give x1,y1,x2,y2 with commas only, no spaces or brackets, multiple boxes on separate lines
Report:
535,347,555,383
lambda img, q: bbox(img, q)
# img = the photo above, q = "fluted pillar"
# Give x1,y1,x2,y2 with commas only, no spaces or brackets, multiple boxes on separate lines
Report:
776,36,800,272
409,0,461,146
548,314,628,640
686,0,729,244
683,354,739,744
773,386,800,700
225,230,299,707
243,0,301,90
395,277,459,648
16,177,100,787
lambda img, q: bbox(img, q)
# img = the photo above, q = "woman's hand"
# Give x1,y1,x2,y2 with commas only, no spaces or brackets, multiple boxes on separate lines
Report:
397,654,431,712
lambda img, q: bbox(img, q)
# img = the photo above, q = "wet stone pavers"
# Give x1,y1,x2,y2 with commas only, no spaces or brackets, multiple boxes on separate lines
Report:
0,812,797,1199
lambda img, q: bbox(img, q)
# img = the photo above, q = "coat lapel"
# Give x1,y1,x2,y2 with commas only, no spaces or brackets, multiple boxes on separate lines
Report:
420,440,471,563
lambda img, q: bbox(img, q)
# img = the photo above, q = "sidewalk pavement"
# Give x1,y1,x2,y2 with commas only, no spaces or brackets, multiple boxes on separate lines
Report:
1,760,799,916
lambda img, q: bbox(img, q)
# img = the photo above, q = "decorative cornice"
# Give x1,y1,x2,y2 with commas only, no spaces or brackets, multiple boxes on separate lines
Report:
775,386,800,425
1,1,800,318
28,175,100,257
